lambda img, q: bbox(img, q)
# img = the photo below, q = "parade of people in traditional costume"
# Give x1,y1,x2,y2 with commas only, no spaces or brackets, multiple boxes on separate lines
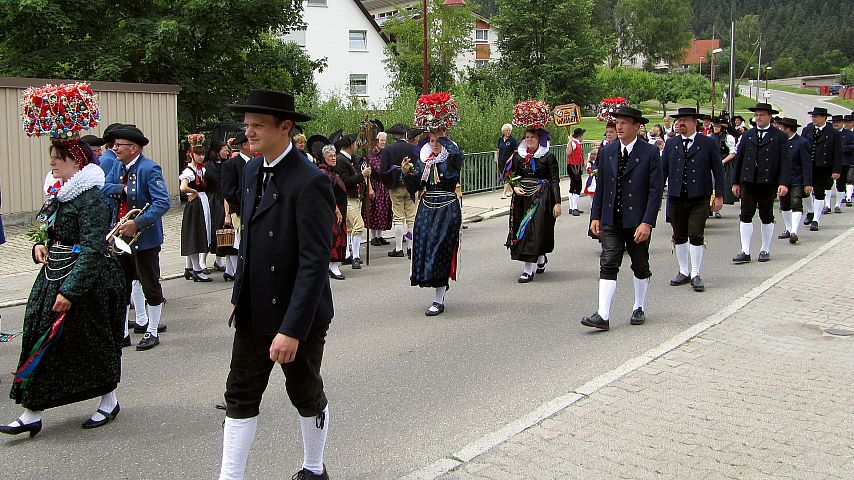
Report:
180,134,214,282
401,92,464,317
309,134,349,280
2,83,125,438
504,100,562,283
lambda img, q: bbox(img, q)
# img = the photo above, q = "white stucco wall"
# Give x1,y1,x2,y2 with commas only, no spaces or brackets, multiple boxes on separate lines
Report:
293,1,392,107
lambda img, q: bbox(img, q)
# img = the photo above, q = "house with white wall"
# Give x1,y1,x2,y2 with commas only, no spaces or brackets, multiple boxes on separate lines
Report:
361,0,500,70
282,0,392,107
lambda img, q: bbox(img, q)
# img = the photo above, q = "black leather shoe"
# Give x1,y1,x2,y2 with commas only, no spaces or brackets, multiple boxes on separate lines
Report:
292,466,329,480
571,209,580,216
536,256,548,274
82,404,120,429
136,333,159,351
670,273,690,286
133,322,167,334
810,221,819,231
714,212,722,219
223,273,235,281
847,200,853,207
757,251,770,262
518,272,534,283
732,252,751,264
822,206,831,214
425,302,445,317
121,335,132,348
789,233,798,244
778,230,790,239
370,238,382,247
191,271,213,283
379,237,390,245
803,212,814,225
834,206,842,213
581,313,609,330
690,276,705,292
351,258,362,269
407,248,412,259
183,268,193,280
387,249,404,258
342,256,353,265
328,270,345,280
0,419,42,438
630,307,646,325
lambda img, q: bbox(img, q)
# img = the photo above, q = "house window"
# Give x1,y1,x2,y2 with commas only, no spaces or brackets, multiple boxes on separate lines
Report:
282,29,306,48
350,74,368,96
349,30,367,50
307,0,327,6
475,60,488,67
475,29,488,43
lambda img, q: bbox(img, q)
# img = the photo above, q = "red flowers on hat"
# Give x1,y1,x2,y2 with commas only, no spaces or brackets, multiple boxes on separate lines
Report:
414,92,460,130
512,100,551,129
596,97,630,123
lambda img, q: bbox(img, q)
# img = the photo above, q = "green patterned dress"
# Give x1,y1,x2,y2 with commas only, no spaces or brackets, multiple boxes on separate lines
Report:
10,187,125,410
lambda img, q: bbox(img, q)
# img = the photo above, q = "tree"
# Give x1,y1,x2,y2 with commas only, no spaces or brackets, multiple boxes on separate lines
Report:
382,0,475,93
0,0,323,133
614,0,692,67
811,49,849,75
595,67,656,106
770,57,799,80
493,0,604,108
841,65,854,86
677,73,710,112
651,73,681,117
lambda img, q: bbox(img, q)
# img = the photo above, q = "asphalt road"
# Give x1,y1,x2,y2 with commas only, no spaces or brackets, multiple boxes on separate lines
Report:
739,86,849,126
2,190,852,478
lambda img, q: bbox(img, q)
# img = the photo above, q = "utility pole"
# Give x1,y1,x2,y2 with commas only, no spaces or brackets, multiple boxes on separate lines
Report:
728,0,736,119
756,34,762,102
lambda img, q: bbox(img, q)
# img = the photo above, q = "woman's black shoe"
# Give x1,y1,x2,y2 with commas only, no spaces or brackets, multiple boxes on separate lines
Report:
370,238,382,247
536,256,548,274
518,272,534,283
213,264,226,272
328,270,345,280
378,237,390,245
82,404,120,429
425,302,445,316
223,273,235,281
0,419,42,438
183,268,193,280
191,271,213,282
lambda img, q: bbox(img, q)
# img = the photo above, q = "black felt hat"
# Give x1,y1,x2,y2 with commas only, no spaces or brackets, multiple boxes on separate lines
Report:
671,107,701,119
844,115,854,121
611,106,649,124
80,134,106,147
777,117,801,130
807,106,832,117
231,131,248,146
386,123,408,135
831,114,844,122
732,115,746,124
328,130,343,148
109,125,149,147
407,128,424,141
748,103,779,115
307,134,332,161
572,127,586,137
334,133,357,150
228,90,313,122
370,118,385,133
102,122,124,143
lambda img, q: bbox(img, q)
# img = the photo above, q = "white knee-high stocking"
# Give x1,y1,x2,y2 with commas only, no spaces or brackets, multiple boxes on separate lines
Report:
675,242,690,276
739,222,754,255
760,223,774,253
299,407,329,476
814,199,825,223
131,280,148,326
633,276,649,310
597,279,617,321
689,244,704,278
219,416,258,480
393,224,405,251
781,210,792,233
791,211,803,234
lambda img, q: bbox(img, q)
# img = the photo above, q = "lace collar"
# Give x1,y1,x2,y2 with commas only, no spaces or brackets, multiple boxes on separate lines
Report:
517,141,550,159
43,164,106,203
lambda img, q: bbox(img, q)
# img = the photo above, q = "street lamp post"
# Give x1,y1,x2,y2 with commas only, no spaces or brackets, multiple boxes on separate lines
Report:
765,66,772,93
422,0,466,94
710,48,723,117
699,57,704,76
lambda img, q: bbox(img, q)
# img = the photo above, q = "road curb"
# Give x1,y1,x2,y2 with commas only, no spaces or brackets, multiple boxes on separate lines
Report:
401,224,854,480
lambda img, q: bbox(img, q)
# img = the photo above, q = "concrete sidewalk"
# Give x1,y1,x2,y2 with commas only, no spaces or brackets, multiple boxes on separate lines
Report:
404,227,854,479
0,179,572,307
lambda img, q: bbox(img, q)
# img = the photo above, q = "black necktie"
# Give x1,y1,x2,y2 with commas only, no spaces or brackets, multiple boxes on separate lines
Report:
682,138,690,152
616,147,629,216
758,129,765,142
260,166,274,194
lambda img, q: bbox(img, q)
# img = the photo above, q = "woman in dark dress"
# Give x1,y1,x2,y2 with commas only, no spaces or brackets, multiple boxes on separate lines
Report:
497,123,518,199
180,137,212,282
314,141,348,279
367,132,392,246
3,140,125,437
205,141,228,271
505,101,562,282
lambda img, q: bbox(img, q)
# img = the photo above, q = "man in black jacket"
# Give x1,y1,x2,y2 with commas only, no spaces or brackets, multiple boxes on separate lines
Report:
776,117,812,244
843,114,854,206
661,107,723,292
332,132,370,268
831,114,852,212
220,131,252,280
801,107,842,230
219,90,334,480
732,103,790,263
380,123,418,257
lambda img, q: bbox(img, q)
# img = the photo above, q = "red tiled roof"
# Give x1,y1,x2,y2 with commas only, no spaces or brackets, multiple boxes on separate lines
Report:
682,39,721,65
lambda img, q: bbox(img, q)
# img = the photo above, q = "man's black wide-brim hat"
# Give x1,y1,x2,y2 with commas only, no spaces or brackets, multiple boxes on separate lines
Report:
307,134,331,160
109,125,150,147
228,90,313,122
612,106,649,125
748,102,779,115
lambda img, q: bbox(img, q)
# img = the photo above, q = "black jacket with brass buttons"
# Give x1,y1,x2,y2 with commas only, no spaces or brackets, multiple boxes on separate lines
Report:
732,125,790,186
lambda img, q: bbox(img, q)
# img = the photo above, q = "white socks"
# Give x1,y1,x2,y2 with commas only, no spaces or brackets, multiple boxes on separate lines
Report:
201,252,209,270
329,262,342,276
805,194,814,213
147,304,162,337
219,416,258,480
835,191,844,208
523,262,534,275
345,235,352,258
675,243,690,276
299,407,329,476
131,280,148,326
847,184,853,201
824,190,833,208
568,194,579,210
123,305,130,337
394,224,405,251
89,389,118,422
8,408,42,427
434,286,447,305
689,244,704,278
739,222,754,255
190,254,209,279
633,276,649,310
760,223,774,253
537,255,546,266
813,199,825,223
791,211,802,234
225,255,238,276
597,279,617,321
781,210,792,233
351,236,361,260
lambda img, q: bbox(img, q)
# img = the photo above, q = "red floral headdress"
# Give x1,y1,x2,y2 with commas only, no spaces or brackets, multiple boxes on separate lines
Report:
20,82,100,167
187,133,206,148
596,97,630,123
414,92,460,130
512,100,551,129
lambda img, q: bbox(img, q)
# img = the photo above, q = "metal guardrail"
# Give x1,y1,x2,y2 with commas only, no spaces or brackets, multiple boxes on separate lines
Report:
460,141,596,195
